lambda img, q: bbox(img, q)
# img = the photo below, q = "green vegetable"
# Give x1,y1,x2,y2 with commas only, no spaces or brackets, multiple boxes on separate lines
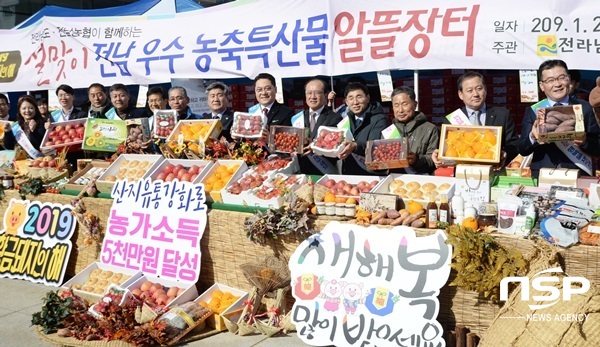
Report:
31,291,73,334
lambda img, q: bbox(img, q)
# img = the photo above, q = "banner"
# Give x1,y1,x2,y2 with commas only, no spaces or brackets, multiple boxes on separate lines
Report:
102,178,207,284
0,199,76,286
289,222,451,346
1,0,600,91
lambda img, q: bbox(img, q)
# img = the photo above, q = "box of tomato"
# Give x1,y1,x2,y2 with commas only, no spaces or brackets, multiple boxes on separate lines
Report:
365,138,409,170
268,125,307,154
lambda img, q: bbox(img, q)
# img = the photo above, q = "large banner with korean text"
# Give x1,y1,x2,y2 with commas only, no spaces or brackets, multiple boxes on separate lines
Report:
289,222,452,346
1,0,600,91
0,199,76,286
102,179,206,284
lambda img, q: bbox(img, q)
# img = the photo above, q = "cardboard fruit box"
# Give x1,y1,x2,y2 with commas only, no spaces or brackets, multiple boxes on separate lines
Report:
231,112,266,139
200,159,248,203
61,262,142,303
268,125,307,154
96,154,164,194
194,283,248,332
373,174,456,209
40,118,87,153
82,118,128,152
505,154,533,178
167,119,223,144
64,160,111,192
537,105,585,142
365,138,409,170
438,124,502,165
147,158,214,184
127,275,199,309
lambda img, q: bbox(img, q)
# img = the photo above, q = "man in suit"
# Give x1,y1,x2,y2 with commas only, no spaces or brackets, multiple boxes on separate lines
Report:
0,93,14,121
519,59,600,178
253,73,294,127
107,83,146,120
84,83,112,118
168,86,200,120
300,78,342,174
51,84,86,122
205,81,234,141
432,71,519,168
339,82,390,175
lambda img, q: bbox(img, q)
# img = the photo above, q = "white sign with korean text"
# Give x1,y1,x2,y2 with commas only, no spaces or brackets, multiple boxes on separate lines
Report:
2,0,600,91
102,178,207,285
289,222,451,346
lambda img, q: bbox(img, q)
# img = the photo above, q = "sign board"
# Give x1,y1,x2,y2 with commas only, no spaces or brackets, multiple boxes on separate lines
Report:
0,199,76,286
289,222,451,346
102,178,207,284
82,118,128,152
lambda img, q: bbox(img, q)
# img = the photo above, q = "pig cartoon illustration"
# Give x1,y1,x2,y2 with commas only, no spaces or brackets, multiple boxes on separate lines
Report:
321,279,346,312
342,282,365,314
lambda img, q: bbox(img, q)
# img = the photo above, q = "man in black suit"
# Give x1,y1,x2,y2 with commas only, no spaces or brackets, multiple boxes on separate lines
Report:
519,59,600,178
205,81,234,141
253,73,294,128
432,71,519,168
299,78,342,174
338,82,390,175
51,84,87,122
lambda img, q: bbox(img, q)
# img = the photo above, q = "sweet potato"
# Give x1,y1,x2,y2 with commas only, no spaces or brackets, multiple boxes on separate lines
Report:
371,211,387,224
555,119,576,132
411,219,426,228
390,216,404,226
402,209,425,226
386,209,400,219
378,218,392,225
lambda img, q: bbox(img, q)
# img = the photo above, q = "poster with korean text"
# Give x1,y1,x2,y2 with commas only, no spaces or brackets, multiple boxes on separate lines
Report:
289,222,451,346
0,199,76,286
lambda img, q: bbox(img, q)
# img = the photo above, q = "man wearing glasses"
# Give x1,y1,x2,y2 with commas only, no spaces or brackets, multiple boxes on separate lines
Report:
519,59,600,178
299,78,342,174
253,73,294,127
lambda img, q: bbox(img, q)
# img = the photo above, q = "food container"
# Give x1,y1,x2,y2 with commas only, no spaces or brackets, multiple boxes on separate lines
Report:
167,119,222,144
194,283,248,332
147,158,213,184
505,154,533,178
315,202,326,214
200,159,248,203
268,125,307,154
153,110,178,138
345,204,356,217
478,213,497,228
336,203,345,216
317,174,382,201
537,105,585,142
438,124,503,164
373,174,456,209
40,118,87,153
96,154,164,193
365,138,409,170
127,275,198,309
82,118,128,152
65,160,111,192
325,202,336,215
231,112,267,139
310,126,349,158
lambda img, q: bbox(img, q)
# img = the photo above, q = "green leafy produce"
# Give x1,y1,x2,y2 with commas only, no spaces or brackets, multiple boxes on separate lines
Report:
445,225,528,301
31,291,73,334
244,198,313,244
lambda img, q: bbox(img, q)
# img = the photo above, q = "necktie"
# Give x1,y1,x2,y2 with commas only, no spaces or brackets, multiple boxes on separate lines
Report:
213,114,220,120
355,117,362,128
471,110,481,126
309,112,317,132
554,103,563,107
262,107,269,117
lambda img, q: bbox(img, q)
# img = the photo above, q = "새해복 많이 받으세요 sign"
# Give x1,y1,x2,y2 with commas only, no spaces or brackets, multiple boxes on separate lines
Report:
0,199,76,286
289,221,452,346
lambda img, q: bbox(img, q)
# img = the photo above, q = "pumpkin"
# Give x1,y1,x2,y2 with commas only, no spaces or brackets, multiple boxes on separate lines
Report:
462,217,478,230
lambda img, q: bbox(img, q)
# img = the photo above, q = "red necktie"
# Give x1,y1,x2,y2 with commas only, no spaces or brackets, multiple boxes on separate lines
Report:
263,108,269,117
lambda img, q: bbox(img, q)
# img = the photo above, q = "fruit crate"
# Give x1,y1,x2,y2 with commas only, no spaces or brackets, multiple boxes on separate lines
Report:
231,112,267,139
153,110,178,139
438,124,502,165
200,159,248,203
224,173,306,208
310,126,349,158
268,125,307,154
40,118,87,153
194,283,248,332
246,154,299,176
127,275,199,309
167,119,223,144
96,154,164,194
373,174,456,209
316,174,382,201
64,160,111,192
365,138,409,170
536,105,585,142
221,171,272,206
147,158,214,184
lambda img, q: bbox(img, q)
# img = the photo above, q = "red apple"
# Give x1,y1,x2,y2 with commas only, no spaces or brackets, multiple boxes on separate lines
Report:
55,125,64,132
54,139,63,145
165,173,175,182
156,172,166,181
163,164,174,174
68,129,76,136
61,134,70,141
76,127,85,134
44,141,53,147
39,161,48,168
181,173,191,182
65,124,73,131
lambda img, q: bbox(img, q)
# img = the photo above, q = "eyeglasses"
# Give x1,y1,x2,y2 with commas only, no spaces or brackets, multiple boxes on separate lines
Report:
541,74,569,85
346,95,366,103
305,91,324,96
255,86,274,94
463,85,485,94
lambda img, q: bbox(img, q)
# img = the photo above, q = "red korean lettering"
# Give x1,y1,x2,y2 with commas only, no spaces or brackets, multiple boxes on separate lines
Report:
409,34,431,59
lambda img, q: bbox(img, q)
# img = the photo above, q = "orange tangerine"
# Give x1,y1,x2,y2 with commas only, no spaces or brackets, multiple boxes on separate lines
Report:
445,146,459,157
482,130,497,146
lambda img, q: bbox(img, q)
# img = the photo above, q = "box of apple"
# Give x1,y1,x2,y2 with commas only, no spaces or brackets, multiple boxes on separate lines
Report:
128,277,198,311
149,159,214,184
310,126,350,158
317,175,381,199
41,118,87,152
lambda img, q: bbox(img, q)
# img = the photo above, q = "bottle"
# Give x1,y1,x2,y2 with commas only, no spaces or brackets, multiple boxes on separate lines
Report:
439,194,450,224
464,202,477,219
426,193,438,229
451,191,464,224
523,204,536,235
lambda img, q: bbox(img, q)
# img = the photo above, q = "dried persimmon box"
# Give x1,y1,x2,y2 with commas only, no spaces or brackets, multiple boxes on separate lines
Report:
537,105,585,142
